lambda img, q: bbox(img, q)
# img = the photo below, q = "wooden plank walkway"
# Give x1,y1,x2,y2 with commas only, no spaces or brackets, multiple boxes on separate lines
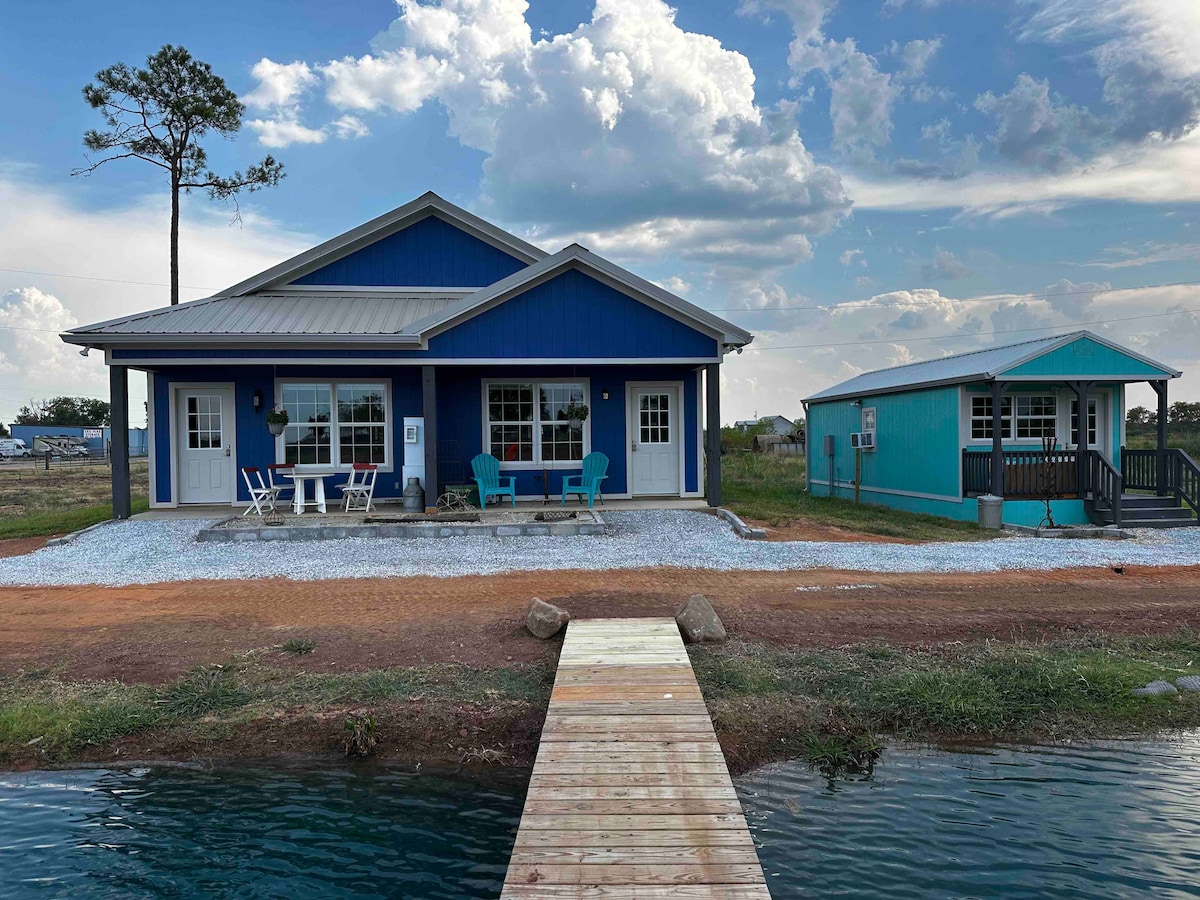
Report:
500,617,770,899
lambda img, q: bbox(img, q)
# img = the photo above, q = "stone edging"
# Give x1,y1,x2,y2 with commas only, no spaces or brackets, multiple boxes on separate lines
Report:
1001,523,1133,540
44,521,111,547
714,507,767,540
196,513,608,543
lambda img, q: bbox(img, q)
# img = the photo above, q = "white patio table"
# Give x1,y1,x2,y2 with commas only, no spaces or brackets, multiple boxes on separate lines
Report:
284,469,337,514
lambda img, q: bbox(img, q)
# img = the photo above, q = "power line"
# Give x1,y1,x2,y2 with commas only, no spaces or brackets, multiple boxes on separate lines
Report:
708,279,1200,313
750,305,1200,351
0,266,215,291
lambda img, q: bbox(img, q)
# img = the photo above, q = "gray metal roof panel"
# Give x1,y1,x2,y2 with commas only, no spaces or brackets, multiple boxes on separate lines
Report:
804,330,1180,402
70,291,464,337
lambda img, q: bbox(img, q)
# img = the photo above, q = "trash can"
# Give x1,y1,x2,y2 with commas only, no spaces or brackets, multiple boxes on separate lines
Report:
977,494,1003,529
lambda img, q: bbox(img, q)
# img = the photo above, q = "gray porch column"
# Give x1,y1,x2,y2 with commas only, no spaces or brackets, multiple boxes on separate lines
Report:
422,365,439,513
990,380,1005,497
1153,379,1169,496
1068,381,1091,497
109,365,132,520
705,363,722,507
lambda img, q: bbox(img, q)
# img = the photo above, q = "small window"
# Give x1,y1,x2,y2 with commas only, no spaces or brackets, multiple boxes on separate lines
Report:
1015,395,1057,439
186,395,223,450
639,392,671,444
970,395,1012,440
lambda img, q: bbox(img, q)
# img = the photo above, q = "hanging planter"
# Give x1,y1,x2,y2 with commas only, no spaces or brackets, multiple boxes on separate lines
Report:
266,407,289,436
565,402,589,429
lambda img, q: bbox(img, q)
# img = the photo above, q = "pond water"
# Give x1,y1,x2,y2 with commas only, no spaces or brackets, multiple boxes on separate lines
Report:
741,736,1200,898
2,738,1199,898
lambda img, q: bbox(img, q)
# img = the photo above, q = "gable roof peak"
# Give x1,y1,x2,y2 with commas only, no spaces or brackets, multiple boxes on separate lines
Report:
214,191,547,298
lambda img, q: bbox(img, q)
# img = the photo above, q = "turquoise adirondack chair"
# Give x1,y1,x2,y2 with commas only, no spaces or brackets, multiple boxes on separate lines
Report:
561,452,609,508
471,453,516,508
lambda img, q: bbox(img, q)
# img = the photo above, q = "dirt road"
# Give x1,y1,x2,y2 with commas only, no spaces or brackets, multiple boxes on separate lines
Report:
3,564,1199,682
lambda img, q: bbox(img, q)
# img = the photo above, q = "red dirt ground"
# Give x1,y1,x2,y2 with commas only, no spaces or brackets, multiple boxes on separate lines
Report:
0,536,54,559
2,564,1200,683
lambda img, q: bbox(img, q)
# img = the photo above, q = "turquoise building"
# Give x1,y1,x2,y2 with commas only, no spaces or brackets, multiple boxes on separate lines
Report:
804,331,1198,528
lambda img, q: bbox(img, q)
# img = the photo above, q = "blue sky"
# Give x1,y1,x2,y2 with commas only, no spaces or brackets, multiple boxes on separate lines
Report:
1,0,1198,425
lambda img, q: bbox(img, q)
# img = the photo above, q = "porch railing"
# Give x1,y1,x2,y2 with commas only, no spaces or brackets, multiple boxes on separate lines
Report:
1087,449,1123,527
1122,447,1200,517
962,449,1078,497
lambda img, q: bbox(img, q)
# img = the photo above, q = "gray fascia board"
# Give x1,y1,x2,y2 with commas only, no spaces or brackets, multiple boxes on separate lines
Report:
62,332,425,349
213,193,548,298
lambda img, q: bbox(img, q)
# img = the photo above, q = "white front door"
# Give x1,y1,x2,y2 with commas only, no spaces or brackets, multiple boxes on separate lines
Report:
176,387,235,504
630,385,681,496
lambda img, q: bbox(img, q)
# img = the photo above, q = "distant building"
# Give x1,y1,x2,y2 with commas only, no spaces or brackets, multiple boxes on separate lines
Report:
733,415,795,435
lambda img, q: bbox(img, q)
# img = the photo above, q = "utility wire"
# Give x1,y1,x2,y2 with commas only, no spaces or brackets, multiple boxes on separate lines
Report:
708,279,1200,313
0,266,214,291
748,309,1200,355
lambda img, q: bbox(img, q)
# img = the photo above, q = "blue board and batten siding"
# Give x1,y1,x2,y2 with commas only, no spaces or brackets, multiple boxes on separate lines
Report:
150,364,700,506
291,214,529,288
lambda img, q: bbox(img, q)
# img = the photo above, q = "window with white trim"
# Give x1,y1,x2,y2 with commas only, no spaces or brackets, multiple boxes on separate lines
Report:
486,381,587,465
1070,398,1098,447
279,382,389,467
970,395,1012,440
1015,395,1057,439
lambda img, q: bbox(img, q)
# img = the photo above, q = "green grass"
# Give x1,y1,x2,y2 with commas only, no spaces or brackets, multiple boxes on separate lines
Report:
0,497,151,539
0,658,554,764
1126,429,1200,459
721,453,987,541
693,632,1200,744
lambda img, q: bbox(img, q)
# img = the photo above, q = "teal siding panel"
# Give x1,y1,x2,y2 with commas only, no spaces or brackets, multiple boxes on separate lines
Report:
1003,337,1173,379
808,386,961,499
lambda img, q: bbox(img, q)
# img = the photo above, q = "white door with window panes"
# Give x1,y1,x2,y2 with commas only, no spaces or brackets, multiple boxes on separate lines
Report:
176,388,235,504
630,385,680,495
1070,396,1105,451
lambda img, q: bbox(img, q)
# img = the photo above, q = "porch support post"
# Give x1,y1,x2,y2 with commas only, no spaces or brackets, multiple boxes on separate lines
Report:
705,363,722,507
1152,379,1169,496
1067,380,1096,497
422,365,439,513
989,380,1005,497
109,364,132,520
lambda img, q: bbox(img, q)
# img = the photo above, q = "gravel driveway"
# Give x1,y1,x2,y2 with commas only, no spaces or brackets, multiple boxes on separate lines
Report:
1,510,1197,587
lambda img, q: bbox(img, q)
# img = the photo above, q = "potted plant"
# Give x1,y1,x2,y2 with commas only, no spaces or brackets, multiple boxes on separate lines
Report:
565,402,589,428
266,407,289,436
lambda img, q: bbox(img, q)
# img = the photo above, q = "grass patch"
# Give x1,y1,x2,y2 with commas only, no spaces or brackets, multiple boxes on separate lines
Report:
0,497,151,539
721,453,986,541
279,638,317,656
0,659,554,765
694,632,1200,750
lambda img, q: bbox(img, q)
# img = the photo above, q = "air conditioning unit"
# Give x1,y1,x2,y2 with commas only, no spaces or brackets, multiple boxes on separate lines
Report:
850,431,876,450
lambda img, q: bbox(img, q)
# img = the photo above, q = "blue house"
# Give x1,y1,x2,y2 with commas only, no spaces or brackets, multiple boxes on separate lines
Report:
804,331,1198,528
63,193,753,515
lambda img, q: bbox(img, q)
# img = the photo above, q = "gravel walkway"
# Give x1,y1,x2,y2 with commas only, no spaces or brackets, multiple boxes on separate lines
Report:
0,510,1197,587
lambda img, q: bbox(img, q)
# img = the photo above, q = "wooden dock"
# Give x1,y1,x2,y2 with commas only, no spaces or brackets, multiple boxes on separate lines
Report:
500,617,770,899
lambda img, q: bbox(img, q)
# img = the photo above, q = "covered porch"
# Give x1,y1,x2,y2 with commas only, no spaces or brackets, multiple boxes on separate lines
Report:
962,376,1199,527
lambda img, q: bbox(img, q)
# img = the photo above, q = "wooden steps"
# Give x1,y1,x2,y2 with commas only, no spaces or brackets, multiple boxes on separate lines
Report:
500,617,770,899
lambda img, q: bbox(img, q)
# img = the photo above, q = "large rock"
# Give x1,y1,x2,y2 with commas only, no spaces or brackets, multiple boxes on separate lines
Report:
526,598,570,639
1133,679,1178,697
1175,675,1200,693
675,594,727,644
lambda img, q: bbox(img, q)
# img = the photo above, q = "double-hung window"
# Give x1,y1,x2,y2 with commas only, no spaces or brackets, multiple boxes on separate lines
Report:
278,381,389,467
486,380,587,466
1014,395,1057,439
970,395,1012,440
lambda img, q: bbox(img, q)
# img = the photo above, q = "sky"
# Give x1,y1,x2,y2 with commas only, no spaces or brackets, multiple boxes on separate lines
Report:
1,0,1199,428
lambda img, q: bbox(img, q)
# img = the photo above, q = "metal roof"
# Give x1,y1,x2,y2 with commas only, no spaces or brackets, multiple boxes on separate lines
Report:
67,291,465,338
804,330,1180,403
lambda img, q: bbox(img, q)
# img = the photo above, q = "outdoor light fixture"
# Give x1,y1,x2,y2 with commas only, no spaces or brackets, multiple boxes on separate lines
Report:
252,389,264,411
79,347,90,357
602,390,610,400
851,399,862,407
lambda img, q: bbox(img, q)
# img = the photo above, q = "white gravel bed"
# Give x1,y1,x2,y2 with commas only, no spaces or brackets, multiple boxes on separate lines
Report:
0,510,1197,587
